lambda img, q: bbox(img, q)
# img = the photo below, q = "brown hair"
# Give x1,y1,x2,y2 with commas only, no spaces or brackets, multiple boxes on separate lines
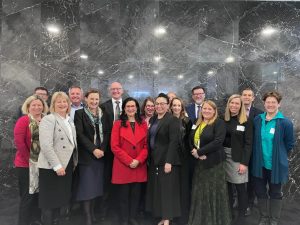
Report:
85,89,101,98
262,91,282,103
170,97,186,119
141,97,155,116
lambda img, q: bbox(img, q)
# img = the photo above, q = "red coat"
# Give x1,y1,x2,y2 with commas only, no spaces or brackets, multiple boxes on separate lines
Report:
14,116,31,167
111,120,148,184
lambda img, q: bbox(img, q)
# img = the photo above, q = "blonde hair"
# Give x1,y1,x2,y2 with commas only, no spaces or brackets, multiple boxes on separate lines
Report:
21,95,48,115
195,100,218,126
49,92,71,114
224,94,247,124
170,97,186,119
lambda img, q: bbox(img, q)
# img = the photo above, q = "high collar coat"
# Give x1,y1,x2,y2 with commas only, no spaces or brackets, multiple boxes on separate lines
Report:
110,120,148,184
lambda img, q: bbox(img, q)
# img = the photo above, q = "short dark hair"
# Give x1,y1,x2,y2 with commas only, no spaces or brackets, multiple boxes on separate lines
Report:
85,89,101,98
192,86,205,94
241,88,254,96
262,91,282,103
34,86,49,95
156,93,169,104
120,97,143,127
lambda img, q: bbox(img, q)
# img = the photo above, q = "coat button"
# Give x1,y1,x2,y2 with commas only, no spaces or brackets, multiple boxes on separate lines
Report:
132,146,136,150
61,138,64,140
58,129,61,132
63,146,66,149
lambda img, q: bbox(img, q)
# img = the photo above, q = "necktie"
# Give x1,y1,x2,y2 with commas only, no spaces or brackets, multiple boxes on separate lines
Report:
246,107,250,118
196,105,200,119
115,101,120,121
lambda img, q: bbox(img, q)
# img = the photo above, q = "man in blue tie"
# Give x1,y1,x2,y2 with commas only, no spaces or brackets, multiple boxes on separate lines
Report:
185,86,206,123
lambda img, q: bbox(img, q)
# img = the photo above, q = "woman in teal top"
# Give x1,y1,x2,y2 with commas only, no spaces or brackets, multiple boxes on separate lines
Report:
251,91,295,225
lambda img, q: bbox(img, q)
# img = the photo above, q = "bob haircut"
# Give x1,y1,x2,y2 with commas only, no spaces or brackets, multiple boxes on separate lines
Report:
195,100,218,126
224,94,247,124
21,95,48,115
141,97,155,116
85,89,101,98
49,92,71,114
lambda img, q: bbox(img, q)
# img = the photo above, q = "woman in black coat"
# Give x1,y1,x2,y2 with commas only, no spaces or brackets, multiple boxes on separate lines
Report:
146,93,181,225
170,97,192,225
74,89,110,225
188,100,231,225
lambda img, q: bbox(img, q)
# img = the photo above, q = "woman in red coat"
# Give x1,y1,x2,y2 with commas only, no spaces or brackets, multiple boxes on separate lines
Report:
111,97,148,225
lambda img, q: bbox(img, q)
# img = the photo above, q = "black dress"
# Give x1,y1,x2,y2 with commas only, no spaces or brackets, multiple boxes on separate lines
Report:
146,113,181,219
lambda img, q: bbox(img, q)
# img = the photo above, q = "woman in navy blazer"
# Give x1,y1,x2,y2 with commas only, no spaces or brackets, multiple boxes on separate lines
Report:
38,92,78,225
251,91,294,225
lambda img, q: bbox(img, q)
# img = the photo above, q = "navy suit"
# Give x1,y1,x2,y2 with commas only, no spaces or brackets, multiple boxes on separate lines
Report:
186,103,198,123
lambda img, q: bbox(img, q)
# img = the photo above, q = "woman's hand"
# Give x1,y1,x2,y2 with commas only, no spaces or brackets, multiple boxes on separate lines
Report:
238,164,248,174
93,149,104,159
164,163,172,173
129,159,139,168
56,168,66,176
191,148,199,159
199,155,207,160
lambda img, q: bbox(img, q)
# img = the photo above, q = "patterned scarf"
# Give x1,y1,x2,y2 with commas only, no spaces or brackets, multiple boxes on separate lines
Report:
28,114,42,194
83,107,104,145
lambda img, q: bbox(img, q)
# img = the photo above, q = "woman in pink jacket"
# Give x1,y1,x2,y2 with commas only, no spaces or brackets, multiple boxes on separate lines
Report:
14,95,48,225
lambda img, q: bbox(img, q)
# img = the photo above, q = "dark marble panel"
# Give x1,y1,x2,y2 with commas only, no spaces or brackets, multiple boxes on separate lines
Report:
2,0,41,16
40,0,80,92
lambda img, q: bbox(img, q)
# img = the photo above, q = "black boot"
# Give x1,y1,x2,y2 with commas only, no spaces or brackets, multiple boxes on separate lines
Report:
269,199,282,225
257,198,269,225
83,200,92,225
91,199,97,223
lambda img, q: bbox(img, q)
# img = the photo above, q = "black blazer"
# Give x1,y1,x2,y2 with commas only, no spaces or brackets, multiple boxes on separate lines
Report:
249,106,263,121
148,112,181,166
74,108,110,165
179,117,193,159
190,118,226,169
101,100,114,131
223,117,253,166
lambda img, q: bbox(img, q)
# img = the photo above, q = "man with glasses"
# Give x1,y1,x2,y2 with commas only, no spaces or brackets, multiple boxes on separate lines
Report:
185,86,206,123
100,81,124,220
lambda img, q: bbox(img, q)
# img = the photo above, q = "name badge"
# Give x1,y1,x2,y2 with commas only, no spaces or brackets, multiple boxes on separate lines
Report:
192,125,197,130
236,125,245,131
270,128,275,134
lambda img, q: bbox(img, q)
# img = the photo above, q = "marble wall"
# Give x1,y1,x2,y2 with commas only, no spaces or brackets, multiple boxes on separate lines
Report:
1,0,299,198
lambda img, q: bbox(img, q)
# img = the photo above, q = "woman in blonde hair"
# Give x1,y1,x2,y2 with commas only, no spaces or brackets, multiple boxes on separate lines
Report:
223,94,253,225
14,95,48,225
38,92,78,225
188,100,231,225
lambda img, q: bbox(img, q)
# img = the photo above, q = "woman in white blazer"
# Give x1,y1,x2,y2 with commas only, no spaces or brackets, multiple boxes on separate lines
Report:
38,92,78,225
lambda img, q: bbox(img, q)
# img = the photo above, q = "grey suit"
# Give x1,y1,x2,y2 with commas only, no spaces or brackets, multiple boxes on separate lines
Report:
38,113,78,170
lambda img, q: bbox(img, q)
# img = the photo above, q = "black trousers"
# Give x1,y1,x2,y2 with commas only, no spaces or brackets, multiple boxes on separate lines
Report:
16,167,40,225
118,183,141,222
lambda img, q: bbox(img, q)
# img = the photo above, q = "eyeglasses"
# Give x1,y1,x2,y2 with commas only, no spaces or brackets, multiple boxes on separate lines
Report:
146,105,155,108
155,102,168,106
110,88,122,91
193,93,205,96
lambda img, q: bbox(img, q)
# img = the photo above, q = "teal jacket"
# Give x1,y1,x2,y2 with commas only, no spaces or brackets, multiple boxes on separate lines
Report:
251,112,295,184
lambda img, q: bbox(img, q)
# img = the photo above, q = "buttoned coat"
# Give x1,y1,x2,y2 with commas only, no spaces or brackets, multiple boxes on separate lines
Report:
111,120,148,184
38,113,78,170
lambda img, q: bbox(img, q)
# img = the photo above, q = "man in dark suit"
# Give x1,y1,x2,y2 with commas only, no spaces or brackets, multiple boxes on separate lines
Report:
100,82,124,219
241,88,263,215
185,86,206,123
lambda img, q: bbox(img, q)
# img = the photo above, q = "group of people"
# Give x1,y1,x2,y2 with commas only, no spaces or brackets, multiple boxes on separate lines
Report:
14,83,295,225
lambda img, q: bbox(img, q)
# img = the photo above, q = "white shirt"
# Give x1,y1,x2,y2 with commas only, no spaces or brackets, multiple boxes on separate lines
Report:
70,102,84,120
194,104,202,118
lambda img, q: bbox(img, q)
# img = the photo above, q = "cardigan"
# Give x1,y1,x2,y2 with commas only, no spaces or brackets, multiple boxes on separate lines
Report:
14,115,31,167
251,112,295,184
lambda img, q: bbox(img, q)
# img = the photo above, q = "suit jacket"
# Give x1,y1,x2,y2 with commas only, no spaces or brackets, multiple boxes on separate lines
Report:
74,107,110,165
190,118,226,169
148,112,181,166
111,120,148,184
185,103,197,123
223,116,253,166
38,113,78,170
101,100,114,131
249,106,263,121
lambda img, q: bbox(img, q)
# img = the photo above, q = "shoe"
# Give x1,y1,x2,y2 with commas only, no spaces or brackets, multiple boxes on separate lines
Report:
244,207,251,216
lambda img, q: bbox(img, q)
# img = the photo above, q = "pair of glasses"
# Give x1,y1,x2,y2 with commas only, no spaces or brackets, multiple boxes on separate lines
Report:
155,102,168,106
